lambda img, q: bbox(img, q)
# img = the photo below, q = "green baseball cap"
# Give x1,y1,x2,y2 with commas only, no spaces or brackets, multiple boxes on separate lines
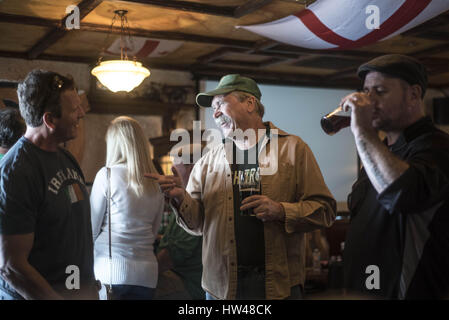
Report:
196,74,262,108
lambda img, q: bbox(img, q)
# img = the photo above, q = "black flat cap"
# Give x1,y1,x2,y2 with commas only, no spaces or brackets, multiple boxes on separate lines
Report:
357,54,428,98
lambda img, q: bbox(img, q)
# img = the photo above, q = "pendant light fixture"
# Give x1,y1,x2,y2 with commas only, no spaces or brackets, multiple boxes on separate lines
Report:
91,10,150,93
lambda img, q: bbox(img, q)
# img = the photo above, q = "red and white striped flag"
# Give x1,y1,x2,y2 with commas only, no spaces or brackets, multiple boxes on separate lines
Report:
105,37,183,58
237,0,449,50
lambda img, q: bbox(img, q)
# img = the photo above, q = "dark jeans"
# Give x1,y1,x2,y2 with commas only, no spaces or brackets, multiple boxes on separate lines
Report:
0,289,23,300
110,284,155,300
205,266,303,300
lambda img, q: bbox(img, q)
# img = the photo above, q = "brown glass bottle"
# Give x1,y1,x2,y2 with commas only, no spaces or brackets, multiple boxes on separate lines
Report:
321,106,351,135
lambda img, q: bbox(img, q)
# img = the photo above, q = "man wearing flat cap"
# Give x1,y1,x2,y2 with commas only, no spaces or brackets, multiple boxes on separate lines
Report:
148,74,336,299
342,54,449,299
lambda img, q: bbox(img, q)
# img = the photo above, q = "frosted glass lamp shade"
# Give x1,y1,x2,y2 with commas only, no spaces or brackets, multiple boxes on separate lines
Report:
91,60,150,92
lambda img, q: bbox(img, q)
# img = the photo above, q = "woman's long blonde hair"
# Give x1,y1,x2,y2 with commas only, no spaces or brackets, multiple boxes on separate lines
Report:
106,116,159,197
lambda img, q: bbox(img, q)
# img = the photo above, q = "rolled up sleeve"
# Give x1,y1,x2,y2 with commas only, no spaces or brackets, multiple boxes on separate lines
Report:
377,150,449,214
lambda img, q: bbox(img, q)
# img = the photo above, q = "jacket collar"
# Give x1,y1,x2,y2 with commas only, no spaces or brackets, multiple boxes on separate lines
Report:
263,121,290,138
388,116,433,151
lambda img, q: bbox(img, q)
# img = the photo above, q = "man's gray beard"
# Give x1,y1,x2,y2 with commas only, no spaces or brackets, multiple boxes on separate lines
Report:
215,115,232,128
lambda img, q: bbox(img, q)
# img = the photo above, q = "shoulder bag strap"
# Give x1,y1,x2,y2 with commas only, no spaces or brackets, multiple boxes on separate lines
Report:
106,167,113,298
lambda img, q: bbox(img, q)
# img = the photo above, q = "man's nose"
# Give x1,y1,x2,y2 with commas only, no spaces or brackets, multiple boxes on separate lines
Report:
213,109,221,118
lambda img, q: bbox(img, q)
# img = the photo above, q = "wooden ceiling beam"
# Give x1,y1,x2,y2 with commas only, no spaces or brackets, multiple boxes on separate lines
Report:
250,40,281,52
234,0,274,18
197,47,246,64
2,50,443,90
0,50,193,72
401,12,449,38
327,67,358,81
0,12,58,28
412,42,449,57
27,0,103,59
258,55,319,68
190,65,360,89
0,50,93,64
80,22,254,48
118,0,274,18
264,45,380,60
256,57,289,68
198,46,306,65
327,56,449,81
206,60,263,68
406,30,449,41
119,0,235,17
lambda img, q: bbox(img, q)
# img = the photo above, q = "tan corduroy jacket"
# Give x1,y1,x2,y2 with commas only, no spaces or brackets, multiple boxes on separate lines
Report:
174,122,336,299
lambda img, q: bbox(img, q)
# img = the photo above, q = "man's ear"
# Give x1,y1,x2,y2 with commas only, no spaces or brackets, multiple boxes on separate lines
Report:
43,112,56,131
410,84,423,101
246,95,256,113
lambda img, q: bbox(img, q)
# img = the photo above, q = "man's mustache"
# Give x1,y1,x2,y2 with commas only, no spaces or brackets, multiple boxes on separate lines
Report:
215,115,232,127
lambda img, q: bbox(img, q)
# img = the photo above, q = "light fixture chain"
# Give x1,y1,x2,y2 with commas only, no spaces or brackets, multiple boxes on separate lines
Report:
124,14,135,61
98,12,119,62
120,12,125,60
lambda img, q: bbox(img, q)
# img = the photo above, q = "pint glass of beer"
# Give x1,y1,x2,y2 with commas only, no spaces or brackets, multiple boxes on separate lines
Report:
321,106,351,135
238,168,260,216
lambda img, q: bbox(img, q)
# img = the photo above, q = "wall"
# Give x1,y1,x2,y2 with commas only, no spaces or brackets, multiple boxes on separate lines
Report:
424,88,449,135
82,113,162,182
0,56,196,182
84,69,197,182
0,57,91,92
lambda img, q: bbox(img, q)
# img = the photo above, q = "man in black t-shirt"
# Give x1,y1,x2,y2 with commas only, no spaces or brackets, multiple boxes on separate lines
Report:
0,70,97,300
342,55,449,299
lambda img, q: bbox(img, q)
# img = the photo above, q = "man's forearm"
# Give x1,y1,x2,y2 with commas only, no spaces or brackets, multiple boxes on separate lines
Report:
0,262,63,300
354,131,409,194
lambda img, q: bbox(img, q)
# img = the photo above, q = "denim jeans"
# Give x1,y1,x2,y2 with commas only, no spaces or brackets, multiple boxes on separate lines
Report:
110,284,155,300
0,278,24,300
0,289,23,300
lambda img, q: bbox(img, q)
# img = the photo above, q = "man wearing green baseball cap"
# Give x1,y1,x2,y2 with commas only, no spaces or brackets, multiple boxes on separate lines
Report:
148,74,336,300
196,74,264,140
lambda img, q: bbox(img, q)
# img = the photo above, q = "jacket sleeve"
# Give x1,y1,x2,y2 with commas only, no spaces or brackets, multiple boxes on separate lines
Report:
377,143,449,214
171,161,205,236
89,167,107,241
281,143,336,233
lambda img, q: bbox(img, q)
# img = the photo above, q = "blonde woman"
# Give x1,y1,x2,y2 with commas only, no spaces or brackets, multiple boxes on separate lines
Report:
90,116,164,300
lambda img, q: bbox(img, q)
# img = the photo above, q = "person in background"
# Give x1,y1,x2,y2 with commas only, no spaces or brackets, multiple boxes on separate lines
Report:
342,54,449,299
155,144,204,300
148,74,336,300
0,70,96,299
90,116,164,300
0,108,26,159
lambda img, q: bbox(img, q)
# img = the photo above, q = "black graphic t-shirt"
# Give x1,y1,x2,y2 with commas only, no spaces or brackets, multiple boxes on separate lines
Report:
231,141,265,267
0,137,96,299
